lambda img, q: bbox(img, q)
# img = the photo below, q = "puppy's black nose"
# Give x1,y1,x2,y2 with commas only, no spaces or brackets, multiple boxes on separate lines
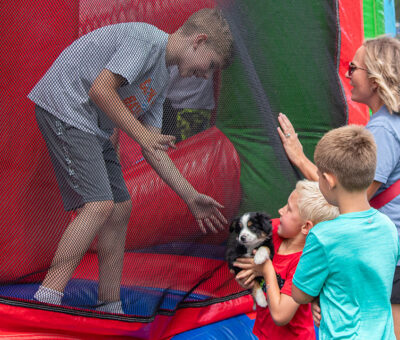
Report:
240,235,246,242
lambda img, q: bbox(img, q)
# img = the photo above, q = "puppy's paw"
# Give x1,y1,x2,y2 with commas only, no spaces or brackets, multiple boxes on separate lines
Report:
254,288,268,308
254,247,270,265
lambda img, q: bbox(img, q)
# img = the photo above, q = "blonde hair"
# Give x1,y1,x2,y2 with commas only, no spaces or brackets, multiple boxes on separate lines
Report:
178,8,234,68
363,36,400,114
296,180,339,224
314,125,377,191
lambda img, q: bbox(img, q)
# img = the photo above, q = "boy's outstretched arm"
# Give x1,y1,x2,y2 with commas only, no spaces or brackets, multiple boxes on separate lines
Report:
89,69,227,233
89,69,176,159
142,124,228,234
234,257,299,326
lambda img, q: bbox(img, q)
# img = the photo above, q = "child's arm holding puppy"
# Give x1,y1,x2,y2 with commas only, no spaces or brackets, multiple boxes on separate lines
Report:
234,255,299,326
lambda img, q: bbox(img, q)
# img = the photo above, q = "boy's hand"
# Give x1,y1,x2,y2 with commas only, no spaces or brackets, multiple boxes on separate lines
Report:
311,297,321,327
186,193,227,233
233,255,270,284
232,269,255,289
139,131,176,160
235,266,257,287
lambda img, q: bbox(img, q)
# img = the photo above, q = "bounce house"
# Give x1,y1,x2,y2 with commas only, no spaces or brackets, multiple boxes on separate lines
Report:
0,0,396,338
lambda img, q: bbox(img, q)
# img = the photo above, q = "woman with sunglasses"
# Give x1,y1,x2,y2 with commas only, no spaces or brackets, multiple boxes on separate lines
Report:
277,36,400,338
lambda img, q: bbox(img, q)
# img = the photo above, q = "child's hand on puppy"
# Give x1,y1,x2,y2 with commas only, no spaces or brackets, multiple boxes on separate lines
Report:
233,250,272,287
231,269,255,289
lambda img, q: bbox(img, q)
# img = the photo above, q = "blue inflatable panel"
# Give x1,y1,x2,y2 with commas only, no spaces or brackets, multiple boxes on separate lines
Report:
171,313,258,340
384,0,396,36
0,280,208,317
171,313,320,339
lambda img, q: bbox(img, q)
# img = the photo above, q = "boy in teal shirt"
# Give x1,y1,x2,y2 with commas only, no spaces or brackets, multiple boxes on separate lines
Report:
292,125,400,339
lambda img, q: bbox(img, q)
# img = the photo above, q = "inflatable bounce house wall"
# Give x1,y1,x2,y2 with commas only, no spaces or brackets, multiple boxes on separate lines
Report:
0,0,396,339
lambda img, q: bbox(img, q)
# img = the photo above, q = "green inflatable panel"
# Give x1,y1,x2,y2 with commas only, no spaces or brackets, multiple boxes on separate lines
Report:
217,1,347,215
363,0,386,38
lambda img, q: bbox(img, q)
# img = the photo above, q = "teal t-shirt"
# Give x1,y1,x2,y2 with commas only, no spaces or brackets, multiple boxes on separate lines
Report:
293,208,399,339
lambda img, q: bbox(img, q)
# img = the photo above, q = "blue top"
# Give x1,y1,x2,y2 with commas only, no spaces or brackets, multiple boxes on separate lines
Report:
28,23,170,139
166,65,215,110
366,105,400,237
293,208,399,340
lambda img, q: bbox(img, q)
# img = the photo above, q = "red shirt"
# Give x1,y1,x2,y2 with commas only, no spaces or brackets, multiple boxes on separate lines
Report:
253,220,316,340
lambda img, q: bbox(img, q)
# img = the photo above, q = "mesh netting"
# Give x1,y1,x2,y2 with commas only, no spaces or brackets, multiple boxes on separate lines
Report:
0,0,367,337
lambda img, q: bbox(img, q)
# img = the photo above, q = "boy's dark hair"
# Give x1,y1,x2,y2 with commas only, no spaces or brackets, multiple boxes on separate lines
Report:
178,8,234,68
314,125,377,191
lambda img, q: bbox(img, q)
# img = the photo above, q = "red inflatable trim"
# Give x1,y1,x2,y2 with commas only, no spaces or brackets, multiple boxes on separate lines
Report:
338,0,369,125
0,295,253,339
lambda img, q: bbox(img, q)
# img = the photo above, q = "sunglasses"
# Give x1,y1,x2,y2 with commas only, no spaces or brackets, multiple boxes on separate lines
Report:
348,62,368,76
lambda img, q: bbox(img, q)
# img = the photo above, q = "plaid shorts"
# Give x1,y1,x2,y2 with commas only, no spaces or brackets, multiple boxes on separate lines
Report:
35,106,130,211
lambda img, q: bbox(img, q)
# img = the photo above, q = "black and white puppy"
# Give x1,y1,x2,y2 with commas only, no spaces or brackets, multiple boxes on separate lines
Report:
226,212,274,308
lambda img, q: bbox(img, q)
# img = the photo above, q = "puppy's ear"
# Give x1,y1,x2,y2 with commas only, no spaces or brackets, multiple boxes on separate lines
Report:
256,212,272,233
229,217,239,232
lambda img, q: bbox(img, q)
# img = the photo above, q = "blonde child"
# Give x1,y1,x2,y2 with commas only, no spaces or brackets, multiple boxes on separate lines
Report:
234,180,339,339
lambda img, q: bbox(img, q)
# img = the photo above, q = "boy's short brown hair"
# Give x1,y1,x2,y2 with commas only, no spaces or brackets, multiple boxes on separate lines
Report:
314,125,377,191
178,8,234,68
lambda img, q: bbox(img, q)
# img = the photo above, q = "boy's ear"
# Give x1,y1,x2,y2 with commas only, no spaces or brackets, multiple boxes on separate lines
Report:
302,220,314,235
323,171,337,190
193,34,208,48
